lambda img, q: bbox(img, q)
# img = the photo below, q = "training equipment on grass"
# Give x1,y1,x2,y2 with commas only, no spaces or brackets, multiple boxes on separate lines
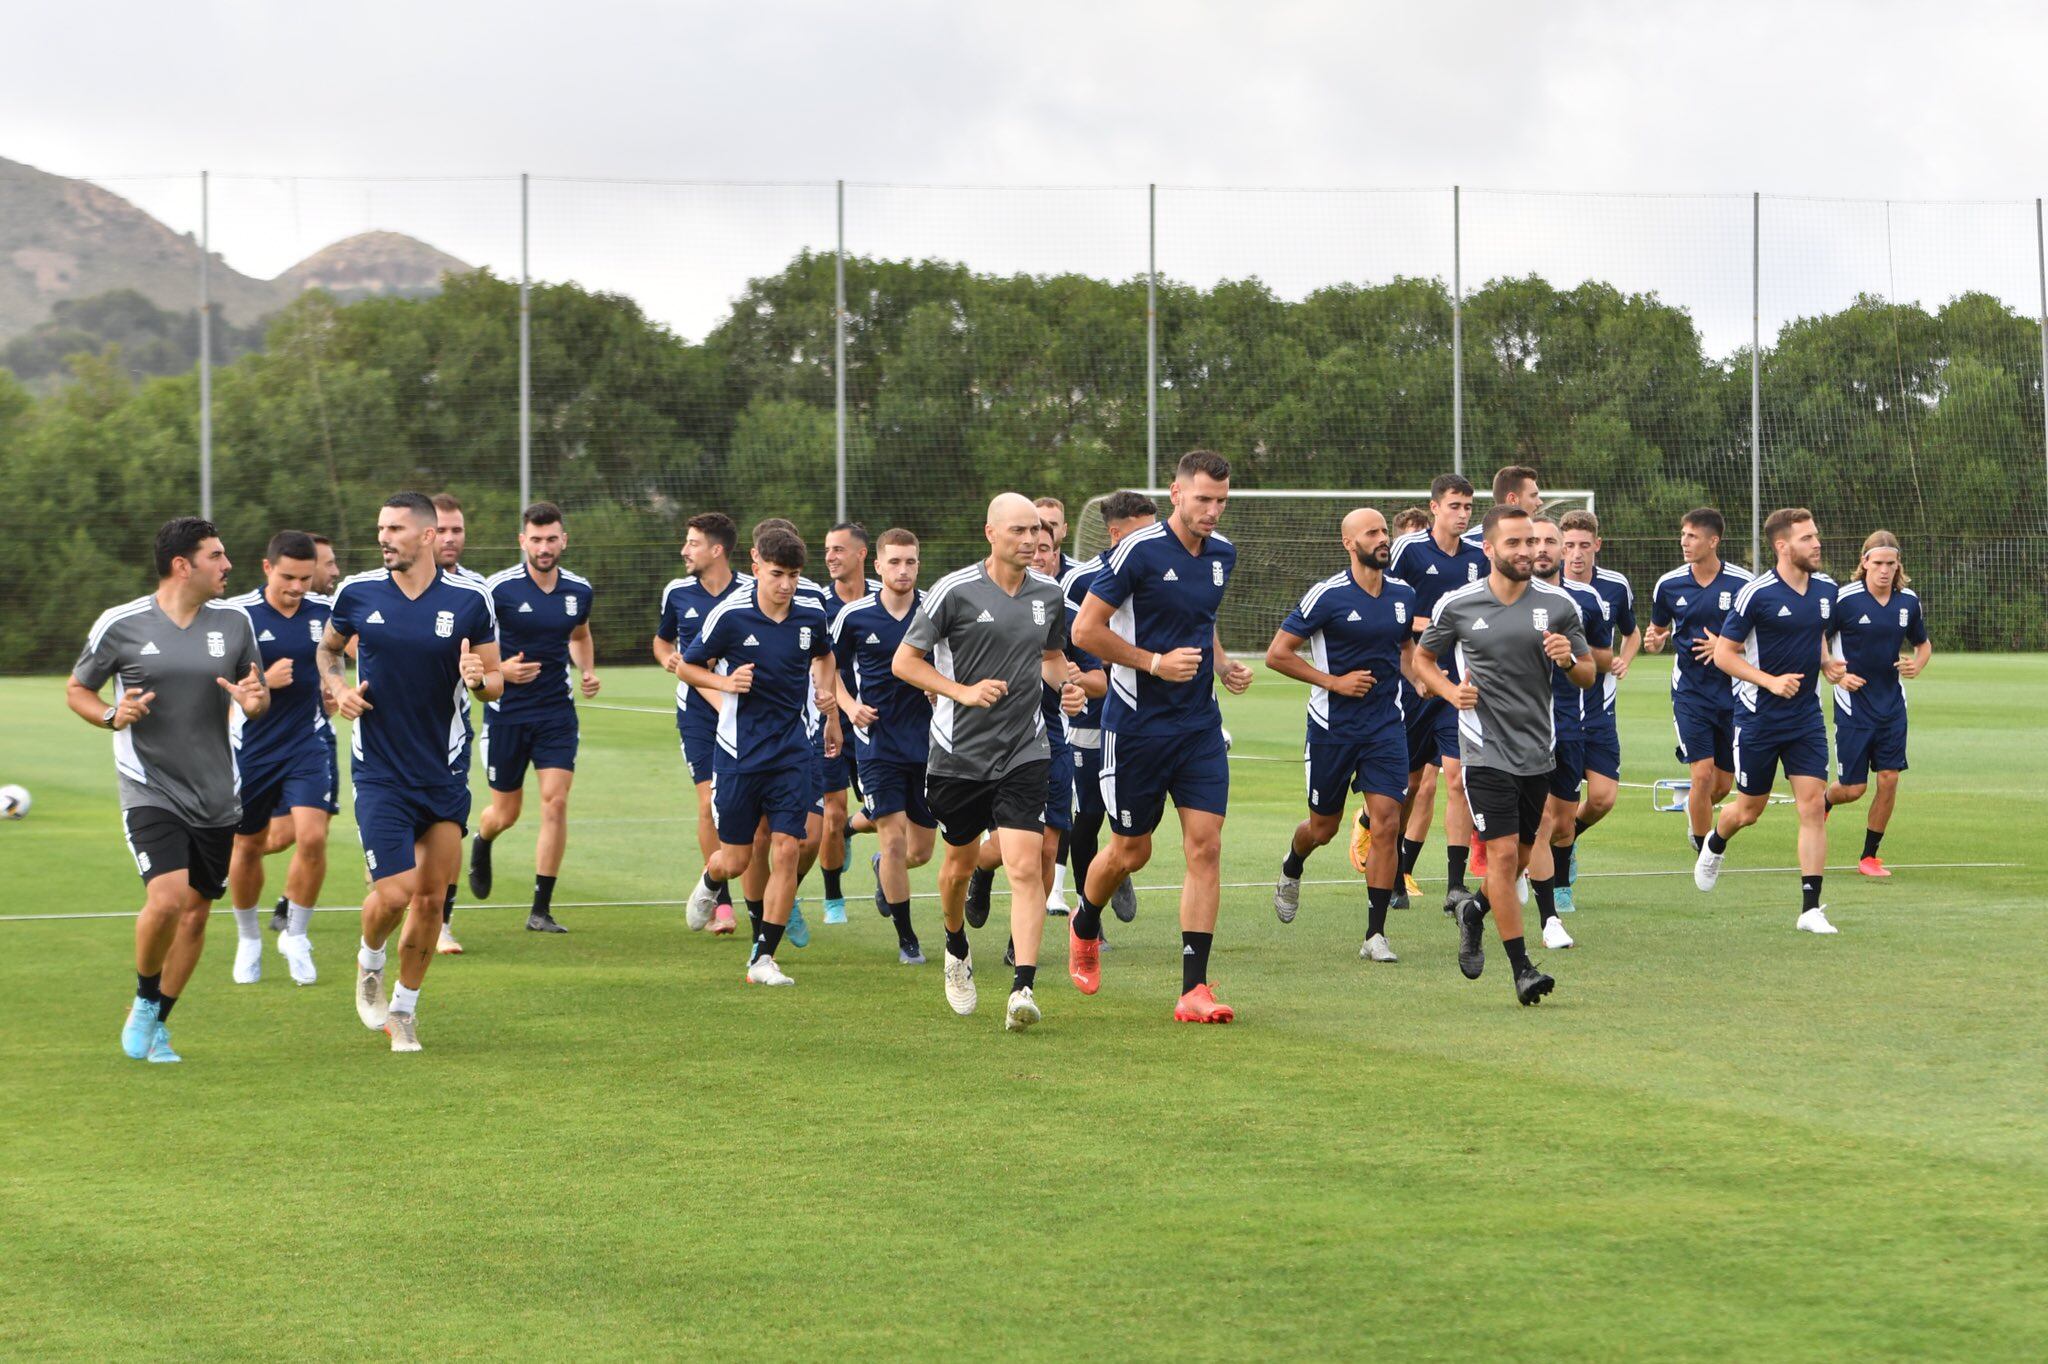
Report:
0,784,29,819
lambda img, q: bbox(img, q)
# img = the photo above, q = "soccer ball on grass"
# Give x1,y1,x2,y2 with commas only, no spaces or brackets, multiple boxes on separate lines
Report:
0,784,30,819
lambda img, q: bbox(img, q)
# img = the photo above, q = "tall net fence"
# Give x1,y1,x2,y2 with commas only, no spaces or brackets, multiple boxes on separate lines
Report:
1,176,2043,670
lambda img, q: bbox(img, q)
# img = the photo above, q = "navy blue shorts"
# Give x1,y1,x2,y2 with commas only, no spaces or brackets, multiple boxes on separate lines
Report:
1100,725,1229,837
1304,727,1410,815
235,741,338,835
859,754,935,828
1431,701,1463,763
677,705,718,786
1672,690,1736,772
1071,741,1105,817
1834,709,1907,786
483,708,578,791
820,739,856,795
807,742,827,813
1733,712,1828,796
1547,737,1586,803
1582,717,1621,782
1044,744,1075,833
713,763,812,845
354,780,470,880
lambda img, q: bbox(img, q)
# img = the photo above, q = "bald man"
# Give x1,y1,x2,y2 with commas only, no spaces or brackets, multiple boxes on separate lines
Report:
893,492,1078,1032
1265,509,1421,960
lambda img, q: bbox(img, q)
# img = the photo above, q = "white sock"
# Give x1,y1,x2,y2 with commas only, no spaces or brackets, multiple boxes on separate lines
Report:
286,901,314,935
358,938,386,971
1050,864,1068,897
232,908,261,940
391,983,420,1015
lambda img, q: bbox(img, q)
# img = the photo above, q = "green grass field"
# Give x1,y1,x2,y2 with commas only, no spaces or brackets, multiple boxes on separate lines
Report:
1,658,2043,1360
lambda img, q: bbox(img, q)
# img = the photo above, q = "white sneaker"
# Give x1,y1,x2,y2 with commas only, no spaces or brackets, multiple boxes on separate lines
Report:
385,1011,421,1052
435,925,463,955
1045,889,1070,916
232,936,263,984
278,931,317,985
1360,932,1398,963
355,965,389,1030
1542,917,1575,950
1273,875,1301,923
943,949,977,1015
1005,986,1041,1032
1693,842,1724,892
686,874,719,931
746,954,795,986
1796,906,1839,935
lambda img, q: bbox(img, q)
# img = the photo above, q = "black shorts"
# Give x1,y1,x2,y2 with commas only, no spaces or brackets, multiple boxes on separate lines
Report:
124,807,234,901
927,760,1050,847
1462,767,1547,846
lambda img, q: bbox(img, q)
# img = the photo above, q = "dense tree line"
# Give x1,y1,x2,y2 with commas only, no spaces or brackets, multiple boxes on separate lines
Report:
0,259,2041,671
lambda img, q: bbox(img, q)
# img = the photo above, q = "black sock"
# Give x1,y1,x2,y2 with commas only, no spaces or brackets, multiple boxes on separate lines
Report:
945,926,970,961
1357,807,1371,830
1534,874,1557,924
1281,846,1306,878
1802,875,1823,911
1823,796,1833,816
443,884,456,924
156,992,179,1022
1573,816,1589,837
1707,829,1730,855
1690,832,1704,854
1398,837,1424,877
754,919,786,961
1862,829,1883,860
1503,935,1532,973
745,899,765,935
1367,886,1391,937
137,971,162,1003
1181,931,1213,993
822,866,843,900
888,899,916,948
1070,813,1101,887
533,874,556,915
1054,827,1070,872
1446,845,1469,891
1013,963,1037,992
716,880,733,907
1071,895,1102,941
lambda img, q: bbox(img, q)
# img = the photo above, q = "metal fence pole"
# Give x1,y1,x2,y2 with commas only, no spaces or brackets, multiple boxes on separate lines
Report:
1452,184,1463,477
1146,182,1158,490
1751,191,1763,571
2037,198,2048,498
199,170,212,520
835,179,848,525
519,172,532,513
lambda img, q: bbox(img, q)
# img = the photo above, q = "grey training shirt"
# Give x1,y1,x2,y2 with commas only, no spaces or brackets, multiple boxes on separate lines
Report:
73,594,264,827
1417,577,1590,777
902,561,1067,780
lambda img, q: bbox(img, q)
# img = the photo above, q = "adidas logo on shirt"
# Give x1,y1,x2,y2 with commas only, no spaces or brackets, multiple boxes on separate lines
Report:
258,629,275,641
743,634,760,646
1675,596,1688,607
684,607,699,618
1777,605,1792,617
139,641,160,656
518,602,534,613
1471,618,1489,630
366,611,384,625
1162,569,1179,582
1858,614,1870,624
976,609,996,622
1426,565,1439,575
865,632,881,644
1346,610,1362,622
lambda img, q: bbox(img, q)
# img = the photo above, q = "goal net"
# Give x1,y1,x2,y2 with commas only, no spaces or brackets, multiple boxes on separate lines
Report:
1073,488,1597,653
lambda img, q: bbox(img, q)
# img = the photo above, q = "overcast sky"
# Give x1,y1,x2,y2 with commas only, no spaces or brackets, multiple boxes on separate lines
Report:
10,0,2047,350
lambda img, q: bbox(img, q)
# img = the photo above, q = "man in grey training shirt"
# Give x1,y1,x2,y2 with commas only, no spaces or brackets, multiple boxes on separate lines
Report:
1415,504,1594,1006
894,492,1077,1033
68,516,269,1063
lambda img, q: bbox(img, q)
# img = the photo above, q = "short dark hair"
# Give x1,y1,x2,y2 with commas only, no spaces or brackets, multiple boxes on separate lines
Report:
753,517,798,545
1481,504,1531,539
1559,509,1600,536
1492,465,1539,504
385,491,437,524
1763,506,1814,548
686,512,737,556
1100,490,1157,524
310,534,333,548
1429,473,1475,502
1683,507,1726,539
267,530,318,563
154,517,219,577
523,501,564,530
1176,449,1231,482
756,526,806,570
828,521,870,548
1530,511,1561,529
877,528,919,551
431,492,463,515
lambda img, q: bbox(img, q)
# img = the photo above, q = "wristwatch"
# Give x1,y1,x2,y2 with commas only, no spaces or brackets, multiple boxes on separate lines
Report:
102,706,118,729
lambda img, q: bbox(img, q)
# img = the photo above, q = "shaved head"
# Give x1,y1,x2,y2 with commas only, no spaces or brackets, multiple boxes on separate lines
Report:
988,491,1037,525
986,491,1041,572
1342,505,1394,573
1341,507,1385,541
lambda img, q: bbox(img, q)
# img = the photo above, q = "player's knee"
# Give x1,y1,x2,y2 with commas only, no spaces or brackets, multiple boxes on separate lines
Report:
1303,814,1341,846
1875,770,1900,791
1833,782,1867,803
540,792,569,823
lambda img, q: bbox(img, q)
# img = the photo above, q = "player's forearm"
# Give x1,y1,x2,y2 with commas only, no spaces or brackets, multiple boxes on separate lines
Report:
1592,647,1614,677
1619,629,1643,666
1263,634,1335,690
570,632,596,678
1213,627,1231,673
891,647,970,704
1073,622,1150,673
652,636,677,670
1040,655,1067,692
1076,669,1106,699
811,657,839,712
1712,639,1772,687
1567,655,1598,689
316,640,350,702
65,680,110,727
674,661,728,693
1412,650,1456,703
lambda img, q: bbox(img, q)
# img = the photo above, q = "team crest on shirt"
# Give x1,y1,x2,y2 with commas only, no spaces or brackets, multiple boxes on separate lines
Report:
1531,608,1549,632
1719,591,1732,610
1467,564,1480,582
799,626,813,650
1899,608,1909,627
1599,599,1612,620
1394,602,1408,624
1032,600,1047,626
1820,598,1831,620
206,630,225,657
308,616,323,642
566,596,579,616
1212,560,1225,586
435,610,455,638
